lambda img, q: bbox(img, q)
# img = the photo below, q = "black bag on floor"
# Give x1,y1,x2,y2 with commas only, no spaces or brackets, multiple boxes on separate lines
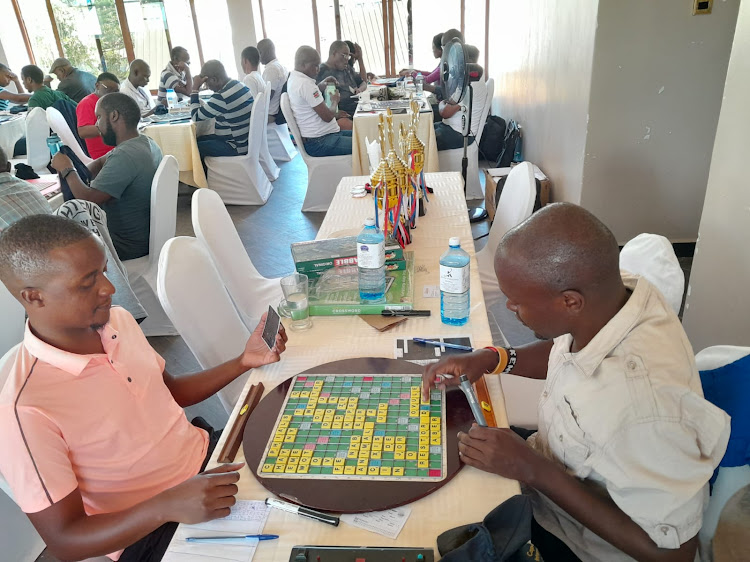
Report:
497,120,521,168
479,115,507,164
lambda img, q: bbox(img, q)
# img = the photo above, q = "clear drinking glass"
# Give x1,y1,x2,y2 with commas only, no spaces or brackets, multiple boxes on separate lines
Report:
278,273,312,331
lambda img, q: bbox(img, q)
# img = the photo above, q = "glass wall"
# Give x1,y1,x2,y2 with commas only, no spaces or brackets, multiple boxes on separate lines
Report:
18,0,60,74
410,0,460,75
338,0,385,76
261,0,316,70
124,0,170,89
194,0,235,70
0,0,31,72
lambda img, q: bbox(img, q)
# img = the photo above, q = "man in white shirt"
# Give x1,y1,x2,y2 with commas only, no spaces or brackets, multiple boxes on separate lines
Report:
258,38,288,123
241,46,266,100
287,46,353,157
120,59,156,117
423,203,730,562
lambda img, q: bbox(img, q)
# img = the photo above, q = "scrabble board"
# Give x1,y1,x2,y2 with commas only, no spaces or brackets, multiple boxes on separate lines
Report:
257,374,446,481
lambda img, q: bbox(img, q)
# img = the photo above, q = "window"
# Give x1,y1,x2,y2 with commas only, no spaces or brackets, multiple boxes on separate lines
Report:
17,0,60,73
162,0,201,70
124,0,171,89
194,0,235,69
0,0,31,72
338,0,385,76
411,0,459,74
260,0,317,70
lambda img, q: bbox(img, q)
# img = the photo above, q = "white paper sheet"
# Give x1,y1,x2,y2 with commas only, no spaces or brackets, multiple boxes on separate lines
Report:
162,500,270,561
340,506,412,539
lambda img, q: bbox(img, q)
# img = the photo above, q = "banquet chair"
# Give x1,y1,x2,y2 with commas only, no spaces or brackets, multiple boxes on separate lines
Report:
192,188,283,332
157,236,252,413
46,107,92,166
123,155,179,336
25,107,51,174
205,86,273,205
267,121,298,162
0,345,47,562
437,78,494,200
696,345,750,562
619,233,684,316
474,162,540,429
257,86,281,181
281,93,352,212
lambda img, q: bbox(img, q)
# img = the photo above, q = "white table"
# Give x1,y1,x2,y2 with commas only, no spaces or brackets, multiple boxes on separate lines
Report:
142,119,213,188
165,172,519,560
0,115,25,159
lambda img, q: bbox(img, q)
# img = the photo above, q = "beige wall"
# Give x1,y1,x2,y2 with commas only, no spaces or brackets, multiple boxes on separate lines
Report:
580,0,739,243
682,1,750,351
487,0,599,205
226,0,259,78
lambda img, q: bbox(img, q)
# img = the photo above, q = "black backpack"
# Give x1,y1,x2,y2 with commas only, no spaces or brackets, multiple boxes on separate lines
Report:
479,115,506,164
496,120,520,168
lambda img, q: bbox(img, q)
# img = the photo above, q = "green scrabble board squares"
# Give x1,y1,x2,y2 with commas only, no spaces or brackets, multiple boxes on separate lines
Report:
257,374,446,481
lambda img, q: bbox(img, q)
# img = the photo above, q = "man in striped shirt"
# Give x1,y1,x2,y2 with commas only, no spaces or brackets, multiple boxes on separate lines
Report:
157,46,193,105
191,60,253,162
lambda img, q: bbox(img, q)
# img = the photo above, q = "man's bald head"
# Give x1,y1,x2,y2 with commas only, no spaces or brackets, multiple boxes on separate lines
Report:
258,39,276,65
128,59,151,88
295,46,321,78
495,202,621,295
0,215,96,291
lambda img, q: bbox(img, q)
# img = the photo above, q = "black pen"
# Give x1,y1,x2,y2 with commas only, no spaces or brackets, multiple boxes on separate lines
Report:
381,310,431,317
265,497,339,526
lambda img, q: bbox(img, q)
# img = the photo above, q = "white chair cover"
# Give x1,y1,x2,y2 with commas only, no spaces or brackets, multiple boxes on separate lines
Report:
25,107,50,173
267,122,298,162
281,93,352,212
157,237,252,413
257,86,281,181
0,283,24,359
192,188,284,331
123,155,179,336
619,233,684,316
45,106,93,166
205,87,273,205
437,78,494,200
695,345,750,561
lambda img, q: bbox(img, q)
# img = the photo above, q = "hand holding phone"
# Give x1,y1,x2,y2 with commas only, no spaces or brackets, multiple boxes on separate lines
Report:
261,305,281,351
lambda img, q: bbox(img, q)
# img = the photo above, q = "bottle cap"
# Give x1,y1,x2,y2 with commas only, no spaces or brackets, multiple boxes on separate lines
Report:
365,218,376,226
449,236,460,247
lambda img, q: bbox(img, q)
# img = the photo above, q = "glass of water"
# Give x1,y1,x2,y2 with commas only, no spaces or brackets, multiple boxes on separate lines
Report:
278,273,312,331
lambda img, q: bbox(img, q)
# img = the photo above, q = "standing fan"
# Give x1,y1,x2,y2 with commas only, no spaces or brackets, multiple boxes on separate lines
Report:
440,38,488,222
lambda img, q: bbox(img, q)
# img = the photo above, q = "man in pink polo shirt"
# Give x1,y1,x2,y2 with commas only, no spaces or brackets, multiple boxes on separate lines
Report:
0,215,287,561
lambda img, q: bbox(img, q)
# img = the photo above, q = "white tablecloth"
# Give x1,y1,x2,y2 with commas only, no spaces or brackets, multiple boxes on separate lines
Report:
0,115,26,158
165,172,519,560
351,106,439,176
142,120,213,188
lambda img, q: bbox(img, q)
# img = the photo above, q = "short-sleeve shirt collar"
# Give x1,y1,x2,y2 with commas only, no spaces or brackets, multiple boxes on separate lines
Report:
23,317,121,377
558,274,650,378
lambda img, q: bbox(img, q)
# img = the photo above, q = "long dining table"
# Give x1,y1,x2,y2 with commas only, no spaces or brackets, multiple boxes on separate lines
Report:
164,172,520,560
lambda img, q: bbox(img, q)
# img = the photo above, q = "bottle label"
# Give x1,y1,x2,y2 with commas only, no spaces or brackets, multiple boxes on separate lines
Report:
357,241,384,269
440,264,469,294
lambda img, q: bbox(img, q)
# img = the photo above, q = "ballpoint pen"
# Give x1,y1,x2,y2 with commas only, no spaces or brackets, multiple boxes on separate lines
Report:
185,534,279,542
381,310,431,317
413,338,473,351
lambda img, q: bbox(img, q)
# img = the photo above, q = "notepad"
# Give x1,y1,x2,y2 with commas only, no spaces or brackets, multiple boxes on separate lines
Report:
162,500,271,561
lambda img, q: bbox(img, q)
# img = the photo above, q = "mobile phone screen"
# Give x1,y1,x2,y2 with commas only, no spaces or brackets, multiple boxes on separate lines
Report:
261,305,281,350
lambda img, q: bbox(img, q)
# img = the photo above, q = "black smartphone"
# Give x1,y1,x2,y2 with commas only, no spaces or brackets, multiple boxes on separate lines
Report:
261,305,281,350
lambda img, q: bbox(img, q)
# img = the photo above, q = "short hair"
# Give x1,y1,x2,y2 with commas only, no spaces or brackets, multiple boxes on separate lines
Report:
170,46,189,61
442,28,464,46
329,40,348,57
97,72,120,84
433,33,444,50
98,92,141,129
0,146,8,170
465,45,480,63
344,40,355,53
0,215,94,286
295,46,320,70
21,65,44,84
200,60,227,81
241,46,260,66
0,63,9,73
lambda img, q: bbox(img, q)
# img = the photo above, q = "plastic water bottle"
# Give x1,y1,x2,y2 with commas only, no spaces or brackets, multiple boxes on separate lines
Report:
357,218,386,301
46,134,61,156
325,84,338,113
166,88,177,109
414,72,424,96
440,237,470,325
513,125,524,163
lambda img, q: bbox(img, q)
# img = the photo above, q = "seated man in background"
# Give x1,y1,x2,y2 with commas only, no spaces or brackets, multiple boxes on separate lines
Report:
49,93,162,261
0,63,31,108
76,72,120,159
158,46,193,105
0,146,51,230
0,214,287,562
48,58,96,103
191,60,254,162
121,59,157,117
434,45,486,151
423,203,730,562
258,38,288,123
241,46,265,100
317,40,365,115
22,65,75,110
288,46,353,157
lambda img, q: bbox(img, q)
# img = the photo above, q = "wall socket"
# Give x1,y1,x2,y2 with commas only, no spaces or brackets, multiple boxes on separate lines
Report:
693,0,713,15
